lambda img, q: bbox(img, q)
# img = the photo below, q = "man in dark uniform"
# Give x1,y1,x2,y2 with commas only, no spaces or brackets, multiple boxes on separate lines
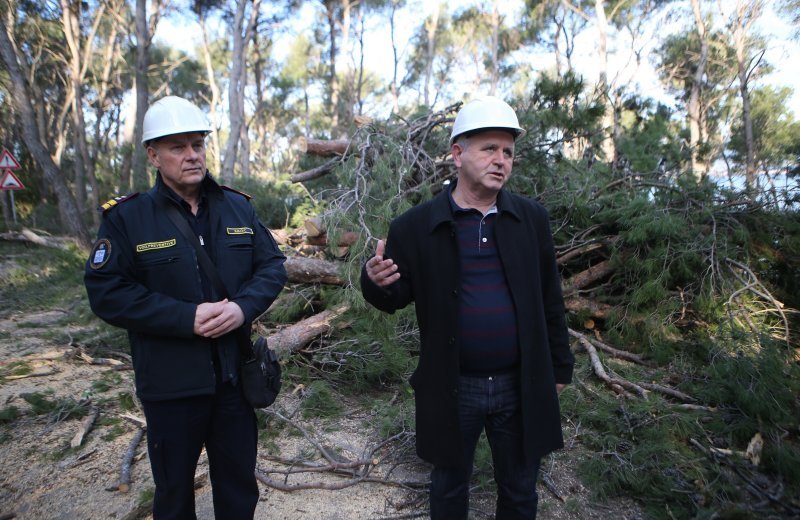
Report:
361,96,574,519
85,96,287,519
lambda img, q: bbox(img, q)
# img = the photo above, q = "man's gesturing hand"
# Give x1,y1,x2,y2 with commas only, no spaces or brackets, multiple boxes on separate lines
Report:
366,239,400,287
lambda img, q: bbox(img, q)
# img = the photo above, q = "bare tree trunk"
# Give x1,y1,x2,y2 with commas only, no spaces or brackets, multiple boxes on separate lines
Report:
132,0,149,191
389,0,400,113
488,0,500,95
689,0,710,180
423,2,440,107
732,0,762,193
553,14,563,77
252,21,268,176
594,0,616,164
355,3,366,116
199,14,222,176
339,0,354,130
62,0,105,224
0,16,91,246
222,0,259,183
325,0,340,135
89,0,123,207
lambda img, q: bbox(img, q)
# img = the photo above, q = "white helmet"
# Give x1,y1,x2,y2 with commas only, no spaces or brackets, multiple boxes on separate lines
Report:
450,95,526,143
142,96,212,145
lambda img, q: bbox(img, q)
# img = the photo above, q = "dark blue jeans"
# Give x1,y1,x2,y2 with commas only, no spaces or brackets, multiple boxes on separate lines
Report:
142,382,258,519
430,373,540,519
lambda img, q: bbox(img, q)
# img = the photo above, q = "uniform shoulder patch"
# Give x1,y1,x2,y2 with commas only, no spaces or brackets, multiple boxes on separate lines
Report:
221,185,252,200
89,238,112,269
98,193,138,213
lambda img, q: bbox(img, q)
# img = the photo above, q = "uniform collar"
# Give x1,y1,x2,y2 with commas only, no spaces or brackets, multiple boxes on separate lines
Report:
153,170,223,206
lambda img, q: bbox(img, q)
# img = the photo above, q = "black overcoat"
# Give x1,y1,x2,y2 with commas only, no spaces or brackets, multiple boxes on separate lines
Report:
361,184,574,468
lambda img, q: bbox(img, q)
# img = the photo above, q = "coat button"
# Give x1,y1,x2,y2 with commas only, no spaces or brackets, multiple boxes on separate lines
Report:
451,289,458,297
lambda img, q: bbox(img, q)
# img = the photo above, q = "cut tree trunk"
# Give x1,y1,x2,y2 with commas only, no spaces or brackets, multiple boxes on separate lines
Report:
285,256,345,286
564,296,613,320
291,157,341,183
562,259,613,296
267,305,350,357
297,137,351,156
305,231,359,248
0,228,74,250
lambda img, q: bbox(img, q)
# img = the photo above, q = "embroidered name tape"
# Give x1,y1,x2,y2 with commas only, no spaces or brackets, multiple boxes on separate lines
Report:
227,227,253,235
136,238,177,253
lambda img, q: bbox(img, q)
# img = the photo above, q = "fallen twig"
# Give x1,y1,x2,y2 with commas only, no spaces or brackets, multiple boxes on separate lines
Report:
4,365,59,380
569,329,643,397
107,427,145,493
570,328,698,402
71,406,99,448
541,472,566,503
586,335,651,366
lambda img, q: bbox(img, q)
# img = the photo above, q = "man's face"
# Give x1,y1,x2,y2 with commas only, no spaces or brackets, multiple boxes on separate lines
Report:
452,130,515,196
146,132,207,192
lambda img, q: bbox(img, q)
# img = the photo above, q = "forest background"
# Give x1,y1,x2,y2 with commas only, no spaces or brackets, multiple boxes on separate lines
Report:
1,0,799,518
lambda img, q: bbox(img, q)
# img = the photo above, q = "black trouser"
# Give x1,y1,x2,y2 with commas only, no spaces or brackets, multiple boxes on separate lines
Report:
142,382,258,519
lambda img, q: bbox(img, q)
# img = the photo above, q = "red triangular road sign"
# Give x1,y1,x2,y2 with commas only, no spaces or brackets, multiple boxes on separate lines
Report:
0,149,20,169
1,169,25,190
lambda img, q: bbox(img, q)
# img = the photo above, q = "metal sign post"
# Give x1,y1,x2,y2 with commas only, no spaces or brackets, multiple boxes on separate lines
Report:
0,149,25,226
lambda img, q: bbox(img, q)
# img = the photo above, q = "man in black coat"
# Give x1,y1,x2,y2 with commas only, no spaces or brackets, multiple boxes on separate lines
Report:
85,96,287,519
361,96,574,519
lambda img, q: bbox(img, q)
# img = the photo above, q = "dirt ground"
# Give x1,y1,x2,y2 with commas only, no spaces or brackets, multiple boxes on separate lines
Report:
0,309,646,520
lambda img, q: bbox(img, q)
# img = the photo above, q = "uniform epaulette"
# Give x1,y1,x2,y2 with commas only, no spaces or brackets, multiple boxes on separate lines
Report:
98,193,138,213
221,185,252,200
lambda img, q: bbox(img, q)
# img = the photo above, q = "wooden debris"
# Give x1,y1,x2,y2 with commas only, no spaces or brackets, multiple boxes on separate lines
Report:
291,156,341,183
285,256,345,286
563,296,612,319
3,362,59,380
569,328,645,397
71,406,99,448
109,427,145,493
305,231,359,248
304,217,326,238
583,334,651,367
270,228,290,246
674,403,717,412
267,305,350,356
562,259,612,296
255,410,425,493
707,432,764,466
119,413,147,429
77,351,125,367
570,329,699,402
0,228,74,250
541,472,566,502
557,240,607,265
297,137,351,156
353,115,373,128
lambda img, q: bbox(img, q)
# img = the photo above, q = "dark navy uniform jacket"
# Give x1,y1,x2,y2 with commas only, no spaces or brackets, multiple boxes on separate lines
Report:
85,172,287,401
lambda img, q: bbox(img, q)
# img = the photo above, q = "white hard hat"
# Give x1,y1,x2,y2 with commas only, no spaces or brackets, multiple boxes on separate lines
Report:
142,96,212,145
450,96,526,143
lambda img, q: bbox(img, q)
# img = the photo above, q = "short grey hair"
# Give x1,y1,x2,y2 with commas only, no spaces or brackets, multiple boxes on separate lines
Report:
454,134,471,150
